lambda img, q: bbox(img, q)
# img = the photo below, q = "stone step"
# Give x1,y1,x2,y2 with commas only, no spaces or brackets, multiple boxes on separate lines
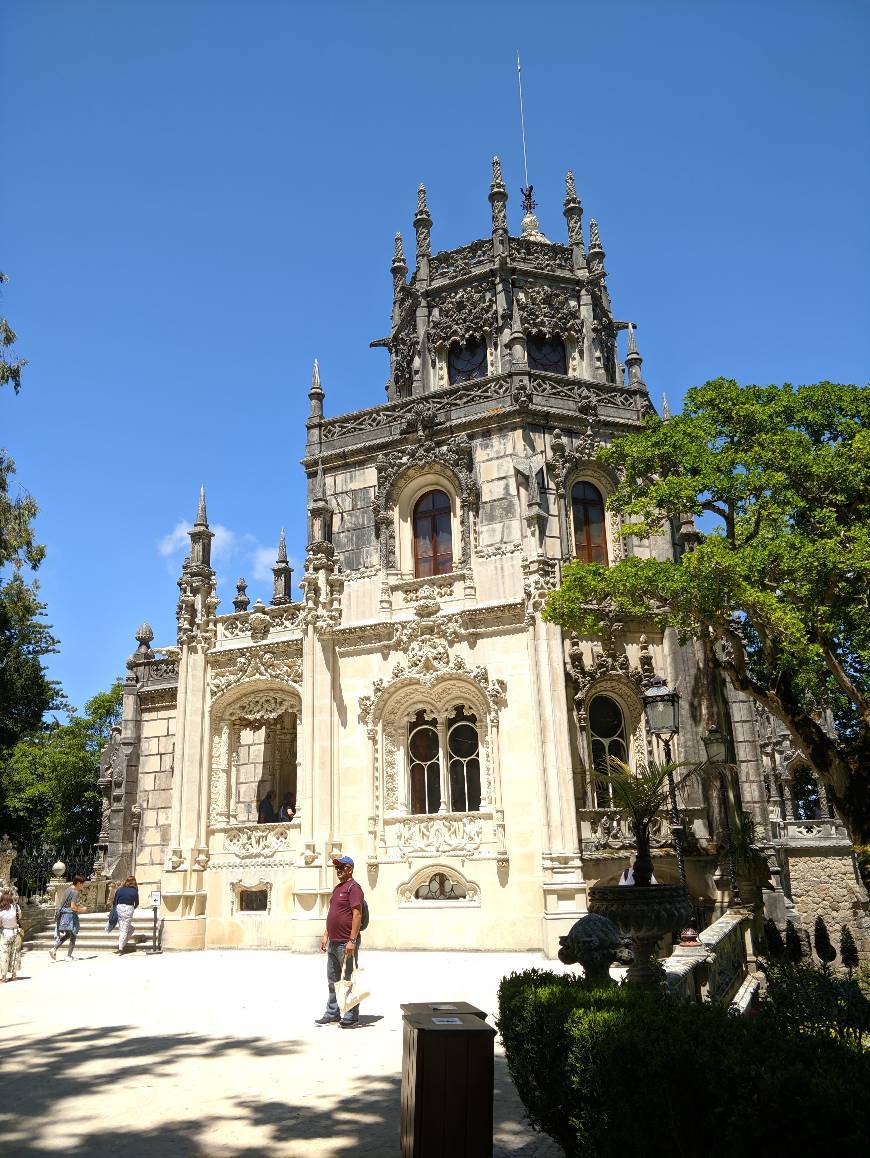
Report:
26,912,158,954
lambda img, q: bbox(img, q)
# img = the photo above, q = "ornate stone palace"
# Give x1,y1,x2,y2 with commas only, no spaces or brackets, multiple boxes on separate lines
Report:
99,162,869,955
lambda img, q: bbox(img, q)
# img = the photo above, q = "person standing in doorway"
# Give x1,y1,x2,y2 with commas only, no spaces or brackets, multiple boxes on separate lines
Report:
50,875,86,961
257,789,277,824
112,876,140,954
315,855,364,1029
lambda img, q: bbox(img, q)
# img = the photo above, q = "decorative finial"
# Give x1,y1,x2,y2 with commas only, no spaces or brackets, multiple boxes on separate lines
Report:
491,156,505,192
135,622,154,651
565,171,578,202
308,358,324,424
563,171,584,254
195,486,208,527
414,184,432,262
626,322,638,355
393,231,405,264
233,578,250,613
662,393,672,421
277,528,288,563
589,219,603,253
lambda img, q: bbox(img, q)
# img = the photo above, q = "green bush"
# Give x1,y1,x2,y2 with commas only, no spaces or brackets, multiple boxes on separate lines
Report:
497,969,870,1158
760,959,869,1049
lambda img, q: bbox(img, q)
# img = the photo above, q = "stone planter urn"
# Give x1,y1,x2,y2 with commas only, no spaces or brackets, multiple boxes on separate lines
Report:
558,912,622,984
589,883,693,986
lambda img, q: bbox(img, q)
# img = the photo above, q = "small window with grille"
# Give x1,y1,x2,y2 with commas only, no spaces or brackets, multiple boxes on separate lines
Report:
238,888,268,912
414,872,468,900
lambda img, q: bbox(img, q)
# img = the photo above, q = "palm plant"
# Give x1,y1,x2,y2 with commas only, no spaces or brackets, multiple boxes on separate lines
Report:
599,758,686,887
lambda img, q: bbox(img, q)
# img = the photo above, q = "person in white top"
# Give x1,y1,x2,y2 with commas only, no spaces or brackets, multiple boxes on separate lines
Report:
0,890,23,982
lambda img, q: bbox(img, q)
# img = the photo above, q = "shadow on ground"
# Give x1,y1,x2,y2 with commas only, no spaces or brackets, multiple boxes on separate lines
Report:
0,1023,557,1156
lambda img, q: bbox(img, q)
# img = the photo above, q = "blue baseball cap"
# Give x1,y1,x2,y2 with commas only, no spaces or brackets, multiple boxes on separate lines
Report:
332,855,354,867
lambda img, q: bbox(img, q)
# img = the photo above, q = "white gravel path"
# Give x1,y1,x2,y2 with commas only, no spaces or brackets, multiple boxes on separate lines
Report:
1,946,570,1156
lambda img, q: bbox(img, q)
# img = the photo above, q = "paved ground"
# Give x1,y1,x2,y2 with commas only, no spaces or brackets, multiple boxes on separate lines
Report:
1,945,569,1156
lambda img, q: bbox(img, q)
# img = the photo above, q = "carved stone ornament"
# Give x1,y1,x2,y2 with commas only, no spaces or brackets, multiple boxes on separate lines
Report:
427,285,497,360
517,283,582,339
358,597,506,735
396,814,484,858
231,691,299,723
223,824,296,858
209,642,303,696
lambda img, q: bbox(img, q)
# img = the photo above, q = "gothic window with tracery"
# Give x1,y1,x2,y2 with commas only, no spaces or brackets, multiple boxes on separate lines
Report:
413,489,453,578
407,707,482,815
571,481,608,564
447,706,481,813
589,695,628,807
448,338,488,384
409,711,441,814
527,331,567,374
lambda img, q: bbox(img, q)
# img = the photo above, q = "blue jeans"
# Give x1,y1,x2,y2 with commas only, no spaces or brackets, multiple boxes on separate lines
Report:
324,938,360,1024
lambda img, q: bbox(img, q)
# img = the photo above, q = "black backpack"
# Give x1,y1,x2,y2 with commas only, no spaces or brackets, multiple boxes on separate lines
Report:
360,899,370,931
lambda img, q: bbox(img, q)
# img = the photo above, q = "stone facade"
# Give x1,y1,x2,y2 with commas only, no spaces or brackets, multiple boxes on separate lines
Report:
100,164,869,958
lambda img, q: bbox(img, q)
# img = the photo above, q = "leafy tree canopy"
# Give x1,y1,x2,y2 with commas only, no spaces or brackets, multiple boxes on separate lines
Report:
0,682,123,847
544,379,870,843
0,272,27,395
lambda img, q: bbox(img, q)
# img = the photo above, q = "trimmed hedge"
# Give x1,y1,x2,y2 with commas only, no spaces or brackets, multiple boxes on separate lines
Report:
497,969,870,1157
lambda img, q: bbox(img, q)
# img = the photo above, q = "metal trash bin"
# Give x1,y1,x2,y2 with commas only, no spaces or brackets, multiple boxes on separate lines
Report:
400,1010,497,1158
400,1000,487,1021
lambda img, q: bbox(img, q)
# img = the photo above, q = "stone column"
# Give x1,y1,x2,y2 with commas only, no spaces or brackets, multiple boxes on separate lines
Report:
526,608,586,956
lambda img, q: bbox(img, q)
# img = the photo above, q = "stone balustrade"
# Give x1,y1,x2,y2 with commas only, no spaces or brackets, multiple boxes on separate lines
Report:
663,909,757,1009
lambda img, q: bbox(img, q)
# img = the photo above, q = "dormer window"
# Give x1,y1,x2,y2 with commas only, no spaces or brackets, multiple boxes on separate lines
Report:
448,338,487,385
527,332,567,375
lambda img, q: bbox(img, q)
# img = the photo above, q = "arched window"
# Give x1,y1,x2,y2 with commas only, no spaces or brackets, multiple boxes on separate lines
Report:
448,338,488,384
409,711,441,814
527,332,567,374
415,872,467,900
413,489,453,577
448,706,481,812
406,707,483,815
589,695,628,808
571,482,608,564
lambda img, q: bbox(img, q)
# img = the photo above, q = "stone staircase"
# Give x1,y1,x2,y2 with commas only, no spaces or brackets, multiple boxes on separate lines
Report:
25,910,156,956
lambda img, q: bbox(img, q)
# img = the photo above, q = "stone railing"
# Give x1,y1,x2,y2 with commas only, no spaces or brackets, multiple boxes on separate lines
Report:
663,909,756,1008
773,817,850,843
579,806,710,858
210,821,301,863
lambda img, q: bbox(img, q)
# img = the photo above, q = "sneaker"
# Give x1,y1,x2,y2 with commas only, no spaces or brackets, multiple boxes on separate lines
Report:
48,948,57,961
339,1020,359,1029
314,1014,340,1025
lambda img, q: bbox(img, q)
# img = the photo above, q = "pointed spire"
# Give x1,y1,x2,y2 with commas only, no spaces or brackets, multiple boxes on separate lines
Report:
271,530,293,606
589,218,604,254
233,578,250,613
509,296,527,366
565,171,578,202
187,486,214,569
624,322,644,387
414,183,432,262
562,171,585,266
195,485,208,527
391,230,408,301
662,393,672,421
488,155,508,236
308,357,324,423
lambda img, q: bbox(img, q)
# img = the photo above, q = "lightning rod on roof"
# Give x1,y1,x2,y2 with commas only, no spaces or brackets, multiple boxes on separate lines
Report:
517,52,530,193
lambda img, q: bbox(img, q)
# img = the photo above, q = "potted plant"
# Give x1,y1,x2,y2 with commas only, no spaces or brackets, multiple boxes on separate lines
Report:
588,758,693,985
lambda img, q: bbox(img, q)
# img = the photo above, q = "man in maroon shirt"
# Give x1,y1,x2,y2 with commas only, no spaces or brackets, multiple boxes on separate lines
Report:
315,855,364,1028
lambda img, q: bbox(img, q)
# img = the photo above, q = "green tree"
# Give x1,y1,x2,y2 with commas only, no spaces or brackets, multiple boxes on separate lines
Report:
544,379,870,843
814,915,837,971
0,272,27,395
840,926,860,980
0,683,123,847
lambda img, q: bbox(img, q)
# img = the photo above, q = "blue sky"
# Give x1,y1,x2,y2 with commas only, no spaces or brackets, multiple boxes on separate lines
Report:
2,0,868,714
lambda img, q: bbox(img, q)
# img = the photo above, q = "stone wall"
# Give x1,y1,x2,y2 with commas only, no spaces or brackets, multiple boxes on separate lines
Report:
134,705,176,870
786,845,870,961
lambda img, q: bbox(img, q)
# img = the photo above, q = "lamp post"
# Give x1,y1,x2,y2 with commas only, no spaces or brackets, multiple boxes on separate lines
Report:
702,724,743,907
642,675,686,887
